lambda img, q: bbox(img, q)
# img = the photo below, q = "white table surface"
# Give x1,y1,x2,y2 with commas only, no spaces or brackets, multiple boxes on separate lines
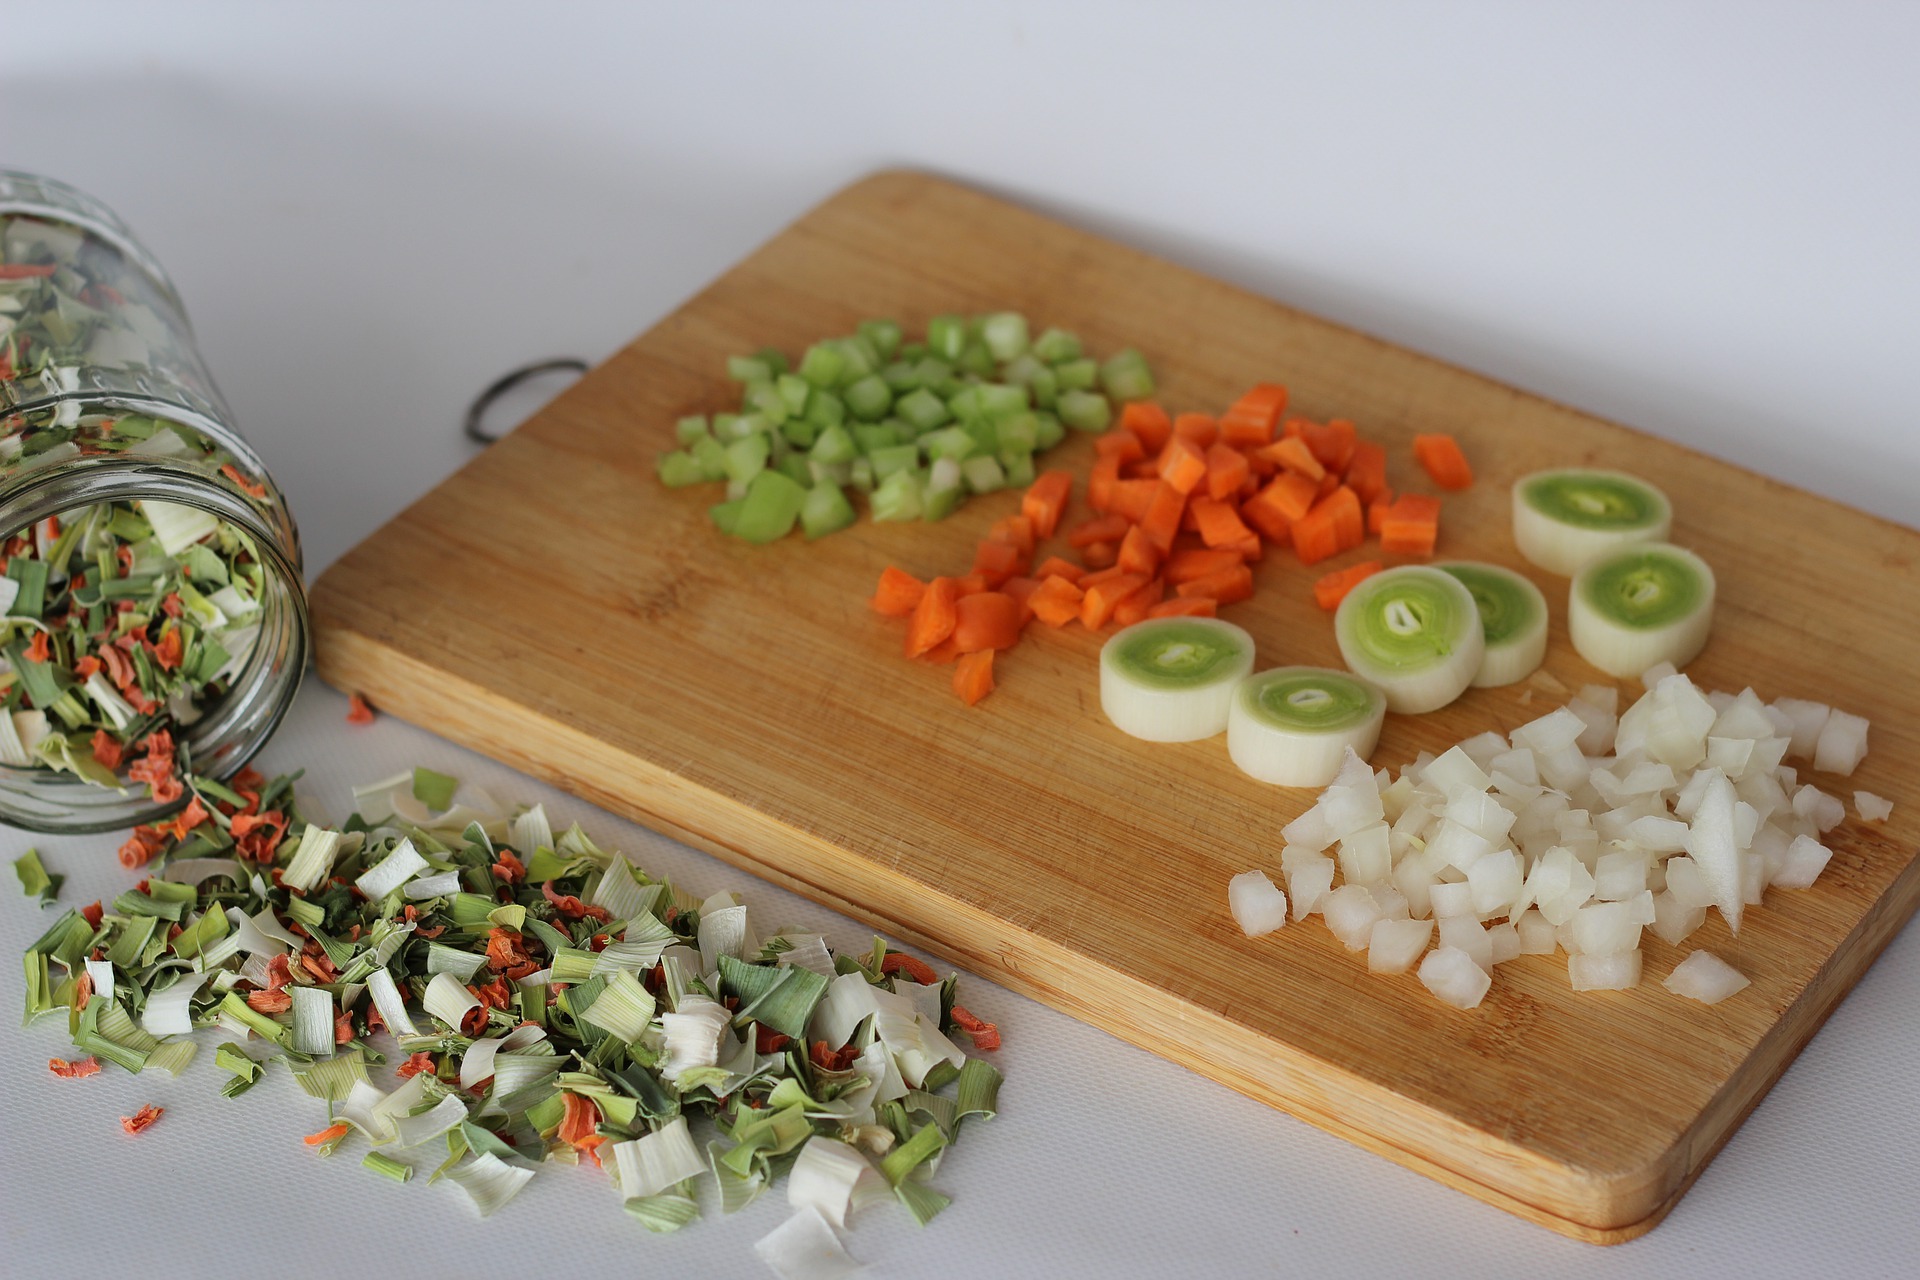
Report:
3,4,1916,1277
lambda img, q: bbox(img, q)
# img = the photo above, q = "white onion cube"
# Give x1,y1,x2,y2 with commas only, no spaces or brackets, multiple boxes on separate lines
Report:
1855,791,1892,822
1322,885,1384,951
1771,835,1832,889
1228,871,1289,938
1812,709,1869,776
1568,950,1642,991
1366,918,1433,974
1418,946,1492,1009
1663,950,1749,1004
1287,856,1337,921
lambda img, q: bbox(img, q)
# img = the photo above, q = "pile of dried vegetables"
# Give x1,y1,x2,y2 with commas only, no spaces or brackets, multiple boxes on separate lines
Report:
19,765,1001,1263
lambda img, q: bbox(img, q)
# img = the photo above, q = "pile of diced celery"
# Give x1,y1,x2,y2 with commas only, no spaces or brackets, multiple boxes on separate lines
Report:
656,313,1154,542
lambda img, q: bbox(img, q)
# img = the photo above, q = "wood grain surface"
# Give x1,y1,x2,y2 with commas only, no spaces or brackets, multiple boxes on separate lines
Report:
309,171,1920,1242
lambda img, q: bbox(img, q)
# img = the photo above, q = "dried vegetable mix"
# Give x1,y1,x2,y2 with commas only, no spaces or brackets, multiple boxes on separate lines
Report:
2,210,279,792
19,767,1002,1252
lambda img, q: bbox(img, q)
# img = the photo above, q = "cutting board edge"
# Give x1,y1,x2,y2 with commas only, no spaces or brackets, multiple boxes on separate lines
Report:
308,613,1810,1243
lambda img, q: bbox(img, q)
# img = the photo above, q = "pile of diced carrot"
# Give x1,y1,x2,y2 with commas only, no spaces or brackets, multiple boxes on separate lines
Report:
871,383,1474,705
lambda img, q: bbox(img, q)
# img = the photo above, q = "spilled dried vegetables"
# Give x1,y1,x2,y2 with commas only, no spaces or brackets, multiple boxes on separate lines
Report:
18,766,1002,1261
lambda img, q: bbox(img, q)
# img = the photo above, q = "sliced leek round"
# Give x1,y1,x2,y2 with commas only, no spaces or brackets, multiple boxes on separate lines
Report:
1099,617,1255,742
1511,469,1671,575
1228,667,1386,786
1438,561,1549,688
1569,541,1715,678
1333,565,1484,714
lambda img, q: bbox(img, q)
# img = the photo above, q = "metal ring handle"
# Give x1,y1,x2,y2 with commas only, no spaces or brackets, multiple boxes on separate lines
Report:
463,358,589,444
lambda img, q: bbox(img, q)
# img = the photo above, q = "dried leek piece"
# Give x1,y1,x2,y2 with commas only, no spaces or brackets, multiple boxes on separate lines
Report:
1568,542,1715,678
1227,667,1385,786
1511,468,1671,575
1099,617,1256,742
1333,566,1485,713
1438,561,1549,688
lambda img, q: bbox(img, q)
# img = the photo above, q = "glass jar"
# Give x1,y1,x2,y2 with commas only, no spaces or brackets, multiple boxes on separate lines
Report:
0,170,307,832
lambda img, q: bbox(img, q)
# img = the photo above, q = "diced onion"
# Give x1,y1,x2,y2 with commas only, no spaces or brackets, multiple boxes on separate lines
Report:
1510,468,1671,576
1227,667,1385,786
1418,946,1491,1009
1227,870,1288,937
1568,542,1715,678
1855,791,1893,822
1099,617,1255,742
1663,951,1749,1004
1333,566,1484,714
1437,561,1549,687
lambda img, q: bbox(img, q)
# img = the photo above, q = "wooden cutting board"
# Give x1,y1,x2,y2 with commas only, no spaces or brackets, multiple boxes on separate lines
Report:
309,171,1920,1243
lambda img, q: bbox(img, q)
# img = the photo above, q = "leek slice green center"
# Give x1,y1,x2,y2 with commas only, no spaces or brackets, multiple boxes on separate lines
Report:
1520,471,1661,530
1244,670,1378,732
1344,575,1465,667
1580,548,1707,630
1107,620,1249,690
1440,563,1540,647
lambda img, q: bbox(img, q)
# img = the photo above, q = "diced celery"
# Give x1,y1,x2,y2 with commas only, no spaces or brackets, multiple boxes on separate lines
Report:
745,379,788,424
868,444,920,481
1033,411,1066,451
882,360,920,393
727,355,772,382
852,423,901,455
1001,451,1037,489
895,387,950,433
923,483,965,522
859,319,903,359
755,347,791,376
798,343,847,388
733,470,808,543
1100,348,1156,402
844,374,893,422
689,435,729,481
1033,327,1083,364
832,338,875,385
1056,389,1112,432
709,499,745,536
995,412,1039,455
1056,358,1099,391
802,388,846,430
723,434,770,483
957,340,995,378
947,385,985,424
849,457,875,493
808,459,852,487
779,416,818,449
675,415,710,445
979,383,1030,417
809,423,857,465
777,374,812,417
712,413,749,442
898,341,929,361
960,455,1007,493
921,426,977,462
926,314,967,361
881,416,919,442
913,356,958,397
981,312,1030,362
800,484,857,540
963,417,998,454
845,333,882,371
776,454,811,485
1027,365,1058,409
870,469,924,522
656,451,707,488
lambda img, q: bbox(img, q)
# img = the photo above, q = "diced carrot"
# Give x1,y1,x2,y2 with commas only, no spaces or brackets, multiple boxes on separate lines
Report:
1000,576,1041,622
1203,441,1250,501
1094,430,1147,462
1380,493,1442,556
1111,577,1166,627
1280,416,1313,440
1119,401,1173,452
1034,556,1085,583
1156,435,1208,495
1021,470,1074,540
1028,575,1086,627
871,566,927,617
1088,455,1121,513
952,573,990,595
345,693,376,724
953,649,995,706
1218,383,1289,448
1080,572,1151,628
904,577,959,658
1179,501,1203,534
1293,486,1365,565
1304,418,1357,472
1080,540,1118,570
1139,482,1187,555
304,1122,351,1147
1171,413,1218,448
1164,547,1245,585
972,539,1027,587
1367,487,1395,534
1148,596,1218,619
1255,435,1325,481
1116,524,1160,575
1413,433,1473,490
1239,488,1292,544
919,636,962,664
1068,513,1133,548
1189,496,1255,550
1230,532,1264,561
48,1055,102,1078
1313,560,1385,610
1344,439,1388,504
1078,564,1134,591
1174,565,1254,605
1121,458,1161,480
952,592,1024,653
1107,479,1159,524
120,1103,164,1135
1256,470,1319,524
987,514,1036,557
1315,469,1342,500
1327,485,1365,550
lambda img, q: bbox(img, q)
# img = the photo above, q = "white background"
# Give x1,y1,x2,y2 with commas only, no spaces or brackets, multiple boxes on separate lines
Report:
2,3,1916,1277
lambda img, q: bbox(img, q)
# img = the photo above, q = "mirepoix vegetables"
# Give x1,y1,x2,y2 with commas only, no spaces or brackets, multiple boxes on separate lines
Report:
1333,566,1485,714
1511,468,1672,576
20,766,1002,1258
657,313,1156,542
1568,542,1715,678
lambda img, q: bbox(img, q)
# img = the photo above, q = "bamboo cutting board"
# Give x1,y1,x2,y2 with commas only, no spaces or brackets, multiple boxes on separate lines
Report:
309,172,1920,1243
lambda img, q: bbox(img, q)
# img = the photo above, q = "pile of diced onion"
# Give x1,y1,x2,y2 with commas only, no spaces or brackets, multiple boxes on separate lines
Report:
1228,663,1889,1009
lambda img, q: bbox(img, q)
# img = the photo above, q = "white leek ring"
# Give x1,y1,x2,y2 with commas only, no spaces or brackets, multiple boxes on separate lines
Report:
1512,469,1671,575
1437,561,1549,688
1099,617,1255,742
1228,667,1386,786
1333,566,1484,714
1568,541,1715,678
